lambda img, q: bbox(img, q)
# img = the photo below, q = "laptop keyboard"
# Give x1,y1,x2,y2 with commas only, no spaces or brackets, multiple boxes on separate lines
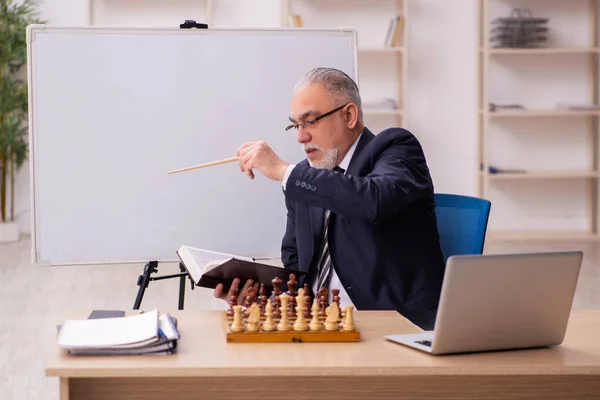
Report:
415,340,432,347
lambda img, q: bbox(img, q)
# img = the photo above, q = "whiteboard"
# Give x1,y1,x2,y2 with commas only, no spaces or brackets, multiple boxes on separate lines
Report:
27,25,358,266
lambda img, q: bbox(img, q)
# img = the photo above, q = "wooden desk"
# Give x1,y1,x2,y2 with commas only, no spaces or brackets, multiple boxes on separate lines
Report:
47,310,600,400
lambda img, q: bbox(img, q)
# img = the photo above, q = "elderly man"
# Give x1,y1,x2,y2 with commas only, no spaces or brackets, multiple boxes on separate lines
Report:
214,67,445,330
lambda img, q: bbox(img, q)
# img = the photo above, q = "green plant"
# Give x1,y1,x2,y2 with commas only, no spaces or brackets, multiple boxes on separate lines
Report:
0,0,42,223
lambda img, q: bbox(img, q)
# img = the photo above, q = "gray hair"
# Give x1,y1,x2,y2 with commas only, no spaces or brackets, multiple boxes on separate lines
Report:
294,67,363,123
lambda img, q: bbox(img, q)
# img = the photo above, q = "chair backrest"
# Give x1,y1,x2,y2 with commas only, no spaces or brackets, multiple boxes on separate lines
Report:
434,193,491,264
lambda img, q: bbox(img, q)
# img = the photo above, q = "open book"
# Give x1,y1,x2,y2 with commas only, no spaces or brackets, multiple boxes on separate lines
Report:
176,245,305,291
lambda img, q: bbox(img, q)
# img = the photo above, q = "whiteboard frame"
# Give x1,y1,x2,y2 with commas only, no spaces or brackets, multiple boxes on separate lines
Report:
26,25,359,267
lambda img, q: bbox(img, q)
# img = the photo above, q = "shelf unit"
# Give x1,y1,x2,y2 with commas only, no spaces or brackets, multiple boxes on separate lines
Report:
87,0,214,26
281,0,408,130
478,0,600,241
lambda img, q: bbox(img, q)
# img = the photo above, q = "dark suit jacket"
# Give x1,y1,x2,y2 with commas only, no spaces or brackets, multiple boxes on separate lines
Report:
281,127,445,329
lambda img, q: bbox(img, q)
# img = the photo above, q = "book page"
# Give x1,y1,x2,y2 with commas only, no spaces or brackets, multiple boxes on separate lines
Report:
178,245,256,284
188,247,253,272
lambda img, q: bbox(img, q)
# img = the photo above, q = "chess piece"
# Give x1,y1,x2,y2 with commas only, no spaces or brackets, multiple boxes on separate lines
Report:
272,277,282,318
325,302,340,331
332,289,340,309
258,283,268,315
318,288,328,316
293,288,308,331
243,286,256,311
226,287,239,316
262,299,276,331
287,273,297,317
245,303,261,332
342,305,355,331
277,293,292,331
303,283,312,318
231,305,244,332
309,299,322,331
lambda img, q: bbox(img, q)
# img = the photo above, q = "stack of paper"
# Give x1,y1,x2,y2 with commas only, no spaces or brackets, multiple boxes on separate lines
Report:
57,309,179,356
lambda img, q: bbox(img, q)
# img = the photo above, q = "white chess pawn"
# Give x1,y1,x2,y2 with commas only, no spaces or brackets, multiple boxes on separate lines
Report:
262,299,276,331
342,306,355,331
309,298,322,331
277,293,291,331
230,305,244,332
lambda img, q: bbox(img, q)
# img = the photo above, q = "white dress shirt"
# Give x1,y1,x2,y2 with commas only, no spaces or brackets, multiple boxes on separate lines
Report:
282,131,363,308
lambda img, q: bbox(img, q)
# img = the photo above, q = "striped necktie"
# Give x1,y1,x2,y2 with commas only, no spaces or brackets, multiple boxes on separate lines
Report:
315,166,345,291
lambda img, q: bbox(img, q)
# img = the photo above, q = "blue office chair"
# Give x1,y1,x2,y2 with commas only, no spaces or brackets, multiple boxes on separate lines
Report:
434,193,491,264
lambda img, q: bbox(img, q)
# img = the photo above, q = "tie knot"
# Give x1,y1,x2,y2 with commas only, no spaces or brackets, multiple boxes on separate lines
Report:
333,166,345,174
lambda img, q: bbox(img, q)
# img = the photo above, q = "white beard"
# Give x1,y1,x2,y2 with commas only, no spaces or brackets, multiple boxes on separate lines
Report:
306,146,338,170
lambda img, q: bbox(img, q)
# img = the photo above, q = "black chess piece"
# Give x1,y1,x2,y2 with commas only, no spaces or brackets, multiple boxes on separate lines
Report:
272,277,282,318
318,287,328,316
226,287,239,316
287,273,297,317
259,283,268,315
303,283,311,318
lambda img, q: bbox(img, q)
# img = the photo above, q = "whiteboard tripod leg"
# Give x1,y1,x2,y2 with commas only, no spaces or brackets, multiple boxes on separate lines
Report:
132,261,194,310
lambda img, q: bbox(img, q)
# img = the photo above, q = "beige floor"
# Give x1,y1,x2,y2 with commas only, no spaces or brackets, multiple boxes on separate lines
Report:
1,236,599,400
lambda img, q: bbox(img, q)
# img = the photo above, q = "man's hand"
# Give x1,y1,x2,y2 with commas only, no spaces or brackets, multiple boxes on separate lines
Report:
213,277,259,305
236,141,289,181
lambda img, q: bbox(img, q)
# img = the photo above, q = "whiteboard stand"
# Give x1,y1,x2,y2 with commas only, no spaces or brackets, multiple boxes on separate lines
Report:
133,261,195,310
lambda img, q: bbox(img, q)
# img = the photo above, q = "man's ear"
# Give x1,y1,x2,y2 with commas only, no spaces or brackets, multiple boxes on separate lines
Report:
344,103,359,129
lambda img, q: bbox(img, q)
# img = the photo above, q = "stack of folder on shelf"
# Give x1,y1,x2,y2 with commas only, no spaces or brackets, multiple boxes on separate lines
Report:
56,309,179,356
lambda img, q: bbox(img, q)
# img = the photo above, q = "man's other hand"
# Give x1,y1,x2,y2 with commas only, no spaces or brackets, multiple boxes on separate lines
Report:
236,141,289,181
213,277,259,305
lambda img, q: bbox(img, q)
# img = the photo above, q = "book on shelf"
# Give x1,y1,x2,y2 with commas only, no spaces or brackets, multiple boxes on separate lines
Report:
489,102,525,111
555,103,600,111
57,309,179,356
176,245,305,292
363,98,398,110
289,14,303,27
481,164,527,174
384,16,404,47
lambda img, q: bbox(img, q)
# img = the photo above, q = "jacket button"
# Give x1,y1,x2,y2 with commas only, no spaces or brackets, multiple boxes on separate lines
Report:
295,180,300,186
301,182,306,188
311,186,317,191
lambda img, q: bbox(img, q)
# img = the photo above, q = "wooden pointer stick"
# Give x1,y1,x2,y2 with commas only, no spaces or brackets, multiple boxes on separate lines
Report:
168,156,240,174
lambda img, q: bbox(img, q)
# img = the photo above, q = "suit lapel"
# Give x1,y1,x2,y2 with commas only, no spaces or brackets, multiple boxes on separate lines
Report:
347,127,375,175
309,205,325,259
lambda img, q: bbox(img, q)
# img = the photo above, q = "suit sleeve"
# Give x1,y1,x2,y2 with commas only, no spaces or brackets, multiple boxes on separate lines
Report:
280,192,299,270
283,131,433,224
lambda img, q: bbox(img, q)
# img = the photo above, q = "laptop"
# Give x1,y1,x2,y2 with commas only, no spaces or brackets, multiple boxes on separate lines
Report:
385,251,583,355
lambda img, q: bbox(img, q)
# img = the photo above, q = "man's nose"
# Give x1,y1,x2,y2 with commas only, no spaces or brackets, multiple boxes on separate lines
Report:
297,126,311,143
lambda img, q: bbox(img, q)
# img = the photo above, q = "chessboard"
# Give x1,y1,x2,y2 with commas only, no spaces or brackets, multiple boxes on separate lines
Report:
221,274,360,343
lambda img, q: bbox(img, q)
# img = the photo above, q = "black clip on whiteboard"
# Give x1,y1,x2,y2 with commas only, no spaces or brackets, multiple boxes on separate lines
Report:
180,20,209,29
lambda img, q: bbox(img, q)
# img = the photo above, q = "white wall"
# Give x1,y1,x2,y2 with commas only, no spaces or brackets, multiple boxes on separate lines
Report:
406,0,478,196
27,0,590,235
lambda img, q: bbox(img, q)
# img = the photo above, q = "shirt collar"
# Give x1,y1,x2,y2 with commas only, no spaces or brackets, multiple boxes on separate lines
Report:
337,129,363,173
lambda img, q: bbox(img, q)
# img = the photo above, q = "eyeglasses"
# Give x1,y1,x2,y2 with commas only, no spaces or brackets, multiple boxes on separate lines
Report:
285,103,349,131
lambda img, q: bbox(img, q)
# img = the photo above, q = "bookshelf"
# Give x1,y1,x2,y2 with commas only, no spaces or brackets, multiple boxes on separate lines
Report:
281,0,408,132
87,0,213,26
478,0,600,241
